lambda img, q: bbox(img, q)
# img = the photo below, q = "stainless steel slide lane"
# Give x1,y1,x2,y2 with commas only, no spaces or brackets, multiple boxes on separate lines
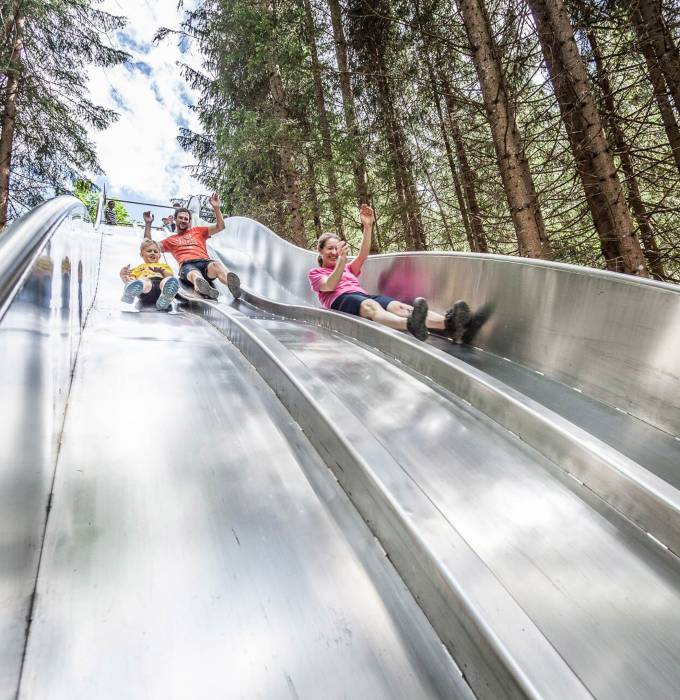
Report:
5,204,680,699
13,230,473,699
0,199,100,700
193,304,680,699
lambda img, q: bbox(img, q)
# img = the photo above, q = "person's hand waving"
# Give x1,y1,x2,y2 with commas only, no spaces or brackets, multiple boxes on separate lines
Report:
359,203,374,229
337,241,349,264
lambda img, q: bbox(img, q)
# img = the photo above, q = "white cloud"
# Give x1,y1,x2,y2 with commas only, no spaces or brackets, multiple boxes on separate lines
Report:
86,0,206,213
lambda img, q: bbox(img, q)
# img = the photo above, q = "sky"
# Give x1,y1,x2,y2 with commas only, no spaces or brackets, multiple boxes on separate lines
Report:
86,0,204,223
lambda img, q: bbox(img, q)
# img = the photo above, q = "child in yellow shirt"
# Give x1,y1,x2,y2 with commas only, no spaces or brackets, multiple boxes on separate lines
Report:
119,239,179,310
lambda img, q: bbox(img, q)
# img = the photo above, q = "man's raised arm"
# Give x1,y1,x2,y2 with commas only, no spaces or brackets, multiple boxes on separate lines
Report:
207,192,225,236
143,211,154,240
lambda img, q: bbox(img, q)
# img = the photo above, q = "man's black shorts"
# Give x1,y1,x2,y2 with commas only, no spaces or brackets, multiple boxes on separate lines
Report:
139,277,162,306
179,259,216,285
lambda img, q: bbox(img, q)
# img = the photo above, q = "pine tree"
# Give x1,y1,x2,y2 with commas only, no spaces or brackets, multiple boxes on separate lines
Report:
528,0,649,275
456,0,551,259
0,0,129,228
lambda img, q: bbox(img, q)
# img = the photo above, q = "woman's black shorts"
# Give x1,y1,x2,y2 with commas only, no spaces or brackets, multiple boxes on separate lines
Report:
331,292,396,316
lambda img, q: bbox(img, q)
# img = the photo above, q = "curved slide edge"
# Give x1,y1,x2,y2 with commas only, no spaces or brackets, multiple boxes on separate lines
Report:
180,292,592,700
212,216,680,437
0,198,101,698
207,284,680,560
0,195,89,321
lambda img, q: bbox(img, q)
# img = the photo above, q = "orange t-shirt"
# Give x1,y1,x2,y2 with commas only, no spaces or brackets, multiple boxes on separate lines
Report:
160,227,211,264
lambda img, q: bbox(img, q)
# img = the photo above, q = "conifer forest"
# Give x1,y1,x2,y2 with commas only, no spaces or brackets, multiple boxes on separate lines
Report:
176,0,680,280
4,1,680,281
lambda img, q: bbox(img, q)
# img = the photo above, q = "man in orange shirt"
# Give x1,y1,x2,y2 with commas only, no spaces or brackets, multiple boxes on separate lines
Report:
143,192,240,301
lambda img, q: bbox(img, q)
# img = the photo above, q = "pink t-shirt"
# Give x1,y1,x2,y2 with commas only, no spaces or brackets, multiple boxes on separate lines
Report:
308,265,367,309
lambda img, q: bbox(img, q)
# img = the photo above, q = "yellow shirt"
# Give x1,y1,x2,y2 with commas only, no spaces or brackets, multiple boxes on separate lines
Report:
129,262,173,279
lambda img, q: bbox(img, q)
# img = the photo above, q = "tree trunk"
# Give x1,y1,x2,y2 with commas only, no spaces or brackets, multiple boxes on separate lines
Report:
410,123,455,249
306,152,323,239
527,0,648,276
414,0,477,250
377,65,427,250
458,0,551,259
327,0,379,251
0,8,24,230
302,0,344,238
439,70,489,253
633,19,680,176
630,0,680,117
267,61,306,246
424,57,473,249
587,26,666,279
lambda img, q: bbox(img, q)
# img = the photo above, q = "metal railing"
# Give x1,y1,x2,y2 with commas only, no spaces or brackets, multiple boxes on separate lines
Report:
0,195,86,321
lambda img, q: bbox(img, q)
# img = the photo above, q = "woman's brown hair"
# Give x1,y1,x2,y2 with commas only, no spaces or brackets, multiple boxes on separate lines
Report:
316,232,340,265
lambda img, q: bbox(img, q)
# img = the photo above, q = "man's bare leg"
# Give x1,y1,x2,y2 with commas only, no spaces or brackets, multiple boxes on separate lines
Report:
206,261,241,298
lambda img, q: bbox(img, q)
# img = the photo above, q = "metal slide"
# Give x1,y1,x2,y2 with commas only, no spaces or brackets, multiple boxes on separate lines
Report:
1,198,680,699
1,203,473,699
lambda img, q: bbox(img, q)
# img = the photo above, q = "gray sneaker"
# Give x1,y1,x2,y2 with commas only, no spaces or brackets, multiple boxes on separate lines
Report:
194,277,219,300
406,297,429,341
445,300,471,343
226,271,241,299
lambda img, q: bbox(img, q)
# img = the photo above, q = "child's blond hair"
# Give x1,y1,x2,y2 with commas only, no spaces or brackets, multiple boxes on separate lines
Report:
140,239,161,254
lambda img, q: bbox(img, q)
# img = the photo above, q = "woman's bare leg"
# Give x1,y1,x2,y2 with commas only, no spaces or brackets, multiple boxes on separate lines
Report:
386,300,445,330
360,299,408,330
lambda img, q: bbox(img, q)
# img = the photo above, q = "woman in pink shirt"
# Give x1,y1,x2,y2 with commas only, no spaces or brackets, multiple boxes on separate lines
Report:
307,205,470,341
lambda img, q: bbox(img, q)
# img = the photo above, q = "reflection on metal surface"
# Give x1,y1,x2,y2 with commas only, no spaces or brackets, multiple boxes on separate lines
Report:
186,290,680,700
182,294,593,700
212,216,680,436
0,208,100,698
4,208,680,699
18,231,473,700
205,249,680,558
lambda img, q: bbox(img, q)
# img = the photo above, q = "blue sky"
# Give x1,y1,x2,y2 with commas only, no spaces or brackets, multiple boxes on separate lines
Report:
86,0,204,223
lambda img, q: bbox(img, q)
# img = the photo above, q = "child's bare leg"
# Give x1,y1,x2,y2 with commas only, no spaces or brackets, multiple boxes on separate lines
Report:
141,279,152,293
386,300,445,330
360,299,408,330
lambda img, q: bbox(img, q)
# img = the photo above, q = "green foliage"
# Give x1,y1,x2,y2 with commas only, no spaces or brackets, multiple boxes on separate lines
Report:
172,0,680,278
0,0,130,220
109,199,132,226
73,178,99,220
73,178,131,225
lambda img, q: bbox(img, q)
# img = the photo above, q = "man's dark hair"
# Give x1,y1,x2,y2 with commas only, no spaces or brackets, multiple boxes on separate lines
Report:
175,207,191,217
107,200,115,206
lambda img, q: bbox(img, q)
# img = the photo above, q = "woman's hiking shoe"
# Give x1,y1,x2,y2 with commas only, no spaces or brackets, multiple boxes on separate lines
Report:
227,272,241,299
194,277,219,300
407,297,429,341
156,277,179,310
445,300,471,343
461,303,494,345
121,279,144,304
